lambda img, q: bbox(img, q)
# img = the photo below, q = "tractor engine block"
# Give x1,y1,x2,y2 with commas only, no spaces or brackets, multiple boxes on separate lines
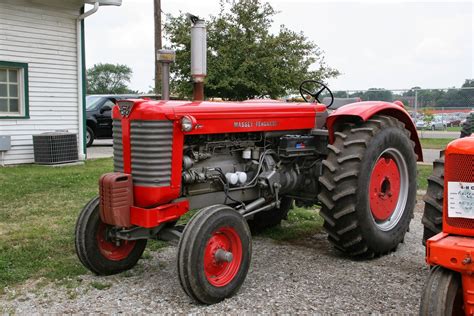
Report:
181,132,321,209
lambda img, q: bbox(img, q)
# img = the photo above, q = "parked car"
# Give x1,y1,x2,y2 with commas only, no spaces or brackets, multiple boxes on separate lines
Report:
86,94,137,147
446,117,462,127
442,113,461,127
416,120,427,130
429,118,447,130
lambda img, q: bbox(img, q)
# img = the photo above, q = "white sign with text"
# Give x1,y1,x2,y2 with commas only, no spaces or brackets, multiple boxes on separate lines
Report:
448,182,474,219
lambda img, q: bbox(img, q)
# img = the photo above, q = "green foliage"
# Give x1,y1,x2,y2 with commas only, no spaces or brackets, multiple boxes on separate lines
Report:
164,0,339,100
87,63,134,94
366,88,393,101
421,108,434,125
462,79,474,88
332,91,350,98
342,79,474,107
348,88,393,102
399,79,474,108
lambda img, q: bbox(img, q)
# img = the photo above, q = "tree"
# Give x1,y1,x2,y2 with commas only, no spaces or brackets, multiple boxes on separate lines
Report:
164,0,339,100
461,79,474,101
362,88,393,102
333,91,350,98
87,63,134,94
422,108,434,126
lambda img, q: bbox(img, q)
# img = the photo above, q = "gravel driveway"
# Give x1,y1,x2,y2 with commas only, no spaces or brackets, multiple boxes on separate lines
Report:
0,202,428,314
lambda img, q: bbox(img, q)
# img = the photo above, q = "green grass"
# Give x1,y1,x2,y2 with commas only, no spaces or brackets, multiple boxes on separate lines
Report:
447,126,461,132
261,206,324,241
90,281,112,290
0,158,166,291
417,165,432,191
420,137,455,149
0,159,432,290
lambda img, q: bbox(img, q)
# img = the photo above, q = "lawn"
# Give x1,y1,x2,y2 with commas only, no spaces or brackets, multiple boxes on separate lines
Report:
0,159,431,290
447,126,461,132
420,137,456,149
0,159,113,291
417,164,432,191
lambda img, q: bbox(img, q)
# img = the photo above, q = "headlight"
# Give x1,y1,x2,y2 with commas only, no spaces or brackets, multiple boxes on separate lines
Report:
181,115,196,132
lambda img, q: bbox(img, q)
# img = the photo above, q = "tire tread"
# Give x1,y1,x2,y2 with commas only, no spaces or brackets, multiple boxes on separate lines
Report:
319,115,416,258
421,151,444,245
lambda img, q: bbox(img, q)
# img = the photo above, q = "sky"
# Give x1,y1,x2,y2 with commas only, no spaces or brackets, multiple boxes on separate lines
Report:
85,0,473,93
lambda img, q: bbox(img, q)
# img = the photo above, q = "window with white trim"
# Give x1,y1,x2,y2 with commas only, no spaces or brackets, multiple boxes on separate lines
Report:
0,61,29,118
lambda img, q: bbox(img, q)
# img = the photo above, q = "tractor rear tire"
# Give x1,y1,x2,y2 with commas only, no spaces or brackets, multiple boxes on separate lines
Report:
246,197,293,234
420,266,464,315
75,196,147,275
421,151,445,245
460,112,474,138
318,115,417,258
177,204,251,304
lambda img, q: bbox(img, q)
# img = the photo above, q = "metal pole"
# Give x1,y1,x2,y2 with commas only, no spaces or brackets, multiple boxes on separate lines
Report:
154,0,162,95
414,89,418,122
161,62,170,100
157,49,175,101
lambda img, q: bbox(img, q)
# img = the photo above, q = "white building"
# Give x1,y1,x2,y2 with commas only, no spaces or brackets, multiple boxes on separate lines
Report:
0,0,120,165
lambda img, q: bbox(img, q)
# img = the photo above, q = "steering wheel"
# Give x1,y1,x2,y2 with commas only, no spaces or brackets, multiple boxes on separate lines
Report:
299,80,334,108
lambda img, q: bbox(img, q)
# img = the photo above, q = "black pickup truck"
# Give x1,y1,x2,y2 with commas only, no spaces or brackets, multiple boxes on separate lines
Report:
86,95,137,147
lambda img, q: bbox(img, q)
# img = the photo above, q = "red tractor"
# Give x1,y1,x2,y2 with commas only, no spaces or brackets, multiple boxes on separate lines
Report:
420,136,474,315
75,81,422,304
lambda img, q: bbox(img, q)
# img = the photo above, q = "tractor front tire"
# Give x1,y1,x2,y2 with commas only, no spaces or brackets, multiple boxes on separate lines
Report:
75,196,147,275
421,151,444,245
246,197,293,234
177,205,251,304
420,266,464,315
318,115,417,258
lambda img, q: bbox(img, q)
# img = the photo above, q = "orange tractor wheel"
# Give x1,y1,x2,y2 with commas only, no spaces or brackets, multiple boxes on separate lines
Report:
420,266,464,315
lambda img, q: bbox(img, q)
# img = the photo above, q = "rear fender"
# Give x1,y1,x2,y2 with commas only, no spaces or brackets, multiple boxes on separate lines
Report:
326,101,423,161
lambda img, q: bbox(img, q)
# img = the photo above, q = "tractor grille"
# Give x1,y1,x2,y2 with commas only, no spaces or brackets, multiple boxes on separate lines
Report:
112,120,123,171
445,153,474,229
130,120,173,187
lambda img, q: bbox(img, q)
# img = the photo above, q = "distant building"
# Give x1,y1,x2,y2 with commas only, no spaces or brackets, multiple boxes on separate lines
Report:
0,0,121,165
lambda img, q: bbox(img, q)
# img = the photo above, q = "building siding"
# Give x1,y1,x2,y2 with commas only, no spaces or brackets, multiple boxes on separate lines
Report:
0,2,80,164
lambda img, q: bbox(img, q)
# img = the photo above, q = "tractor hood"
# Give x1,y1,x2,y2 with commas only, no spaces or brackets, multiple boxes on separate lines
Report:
113,99,328,135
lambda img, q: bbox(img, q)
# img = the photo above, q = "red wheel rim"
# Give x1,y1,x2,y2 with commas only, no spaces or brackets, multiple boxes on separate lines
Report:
96,222,136,261
204,227,243,287
369,155,401,221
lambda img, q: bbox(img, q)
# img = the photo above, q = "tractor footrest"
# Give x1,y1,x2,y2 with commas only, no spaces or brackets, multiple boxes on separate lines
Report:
99,172,133,227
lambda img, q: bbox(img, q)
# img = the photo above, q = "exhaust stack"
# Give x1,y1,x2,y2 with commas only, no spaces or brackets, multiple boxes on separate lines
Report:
190,17,206,101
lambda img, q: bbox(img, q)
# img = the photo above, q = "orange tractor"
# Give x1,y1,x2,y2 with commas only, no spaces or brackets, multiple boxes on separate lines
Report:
420,136,474,315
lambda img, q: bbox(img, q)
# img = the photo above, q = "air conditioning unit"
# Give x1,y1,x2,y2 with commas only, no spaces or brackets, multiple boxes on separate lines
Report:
32,132,78,165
